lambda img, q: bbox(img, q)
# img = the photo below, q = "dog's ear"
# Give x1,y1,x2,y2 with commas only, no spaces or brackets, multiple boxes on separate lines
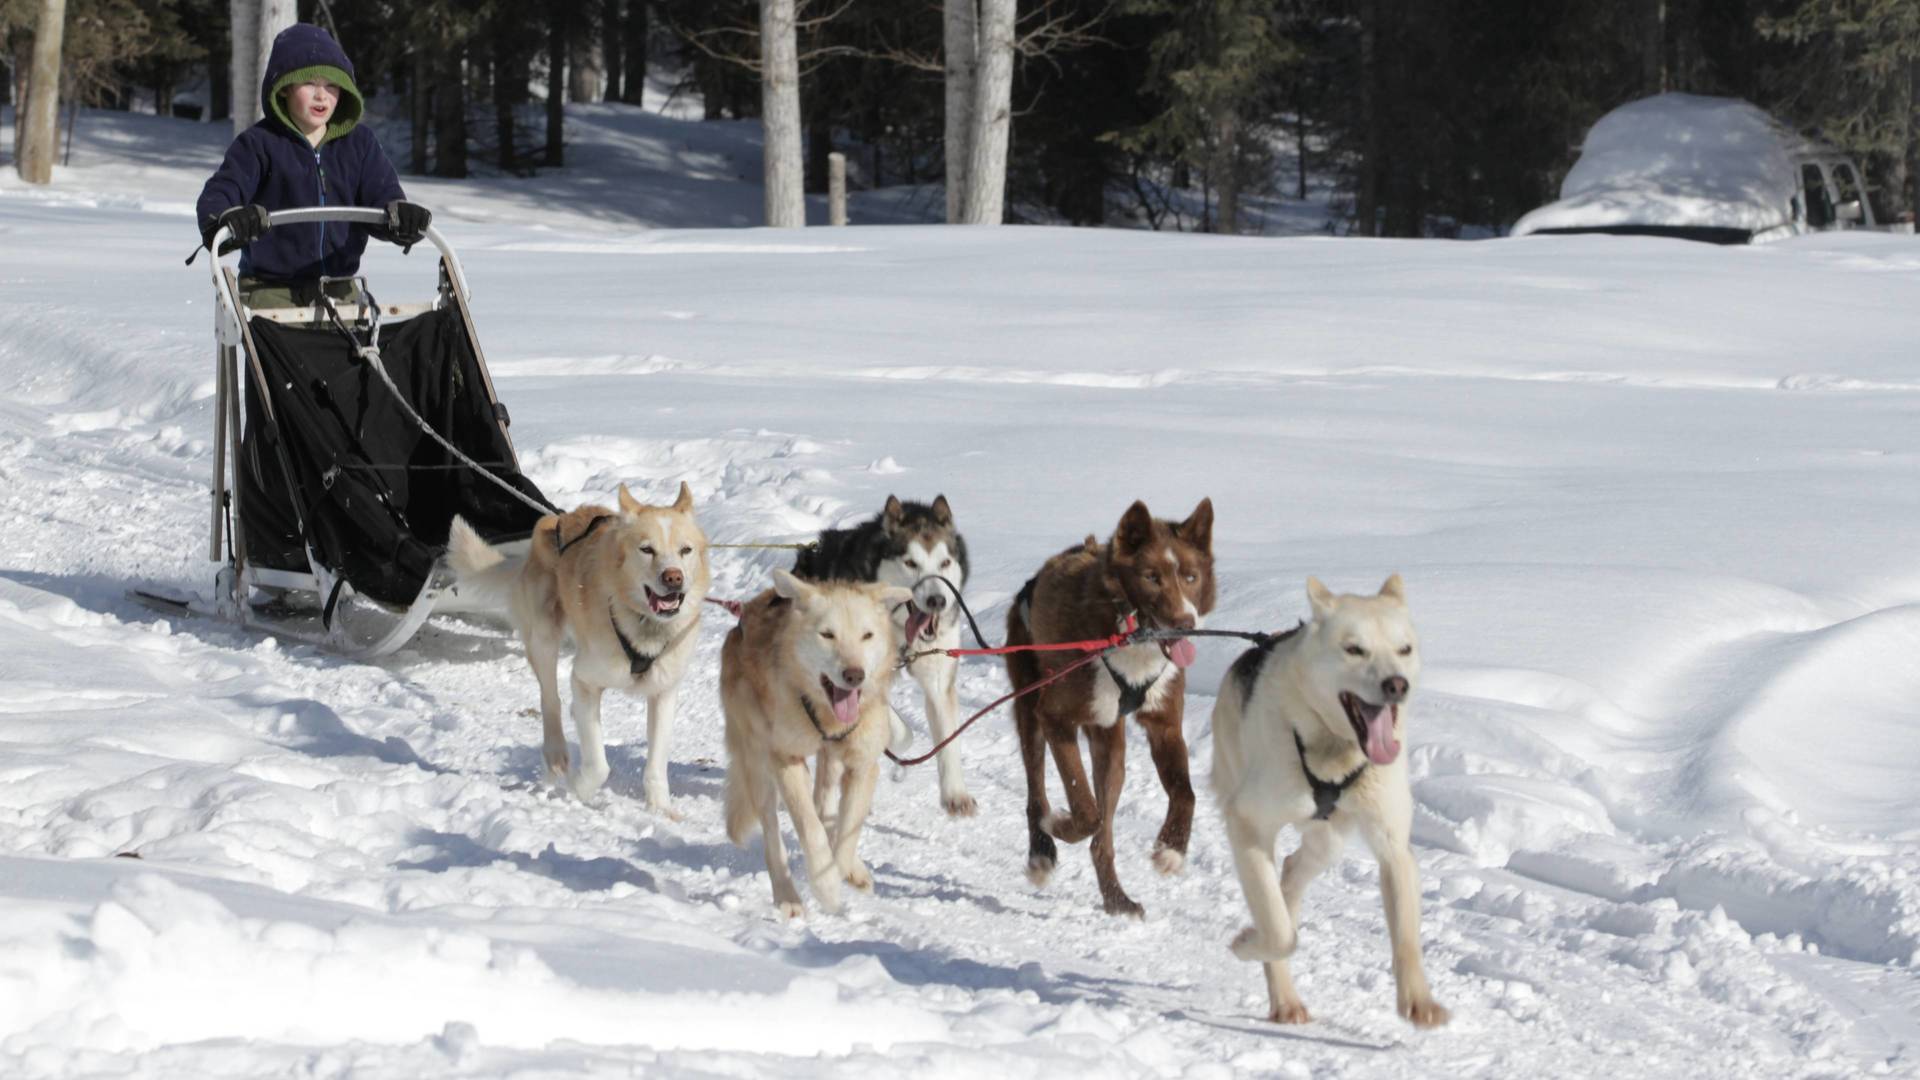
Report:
1378,573,1405,602
1306,577,1337,619
772,568,816,606
672,481,695,514
1113,500,1154,554
884,495,905,525
931,494,952,525
1176,497,1214,552
617,483,644,515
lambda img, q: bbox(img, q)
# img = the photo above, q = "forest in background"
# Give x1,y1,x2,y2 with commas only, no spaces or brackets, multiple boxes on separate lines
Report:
4,0,1917,235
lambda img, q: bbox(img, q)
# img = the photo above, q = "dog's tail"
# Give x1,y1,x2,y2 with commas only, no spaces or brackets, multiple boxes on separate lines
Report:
719,627,765,846
445,515,523,611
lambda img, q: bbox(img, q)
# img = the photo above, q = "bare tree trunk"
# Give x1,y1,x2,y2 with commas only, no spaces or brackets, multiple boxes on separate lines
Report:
622,0,648,105
1906,57,1920,226
433,43,467,177
229,0,259,135
1213,106,1240,234
1295,105,1308,200
410,50,429,173
493,26,518,172
17,0,66,184
943,0,977,223
13,40,32,161
961,0,1013,225
546,5,566,165
603,0,622,102
760,0,804,227
828,151,846,225
569,8,602,104
1354,0,1380,236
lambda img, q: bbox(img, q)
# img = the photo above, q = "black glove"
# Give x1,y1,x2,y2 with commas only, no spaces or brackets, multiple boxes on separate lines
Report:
386,200,432,252
203,204,270,250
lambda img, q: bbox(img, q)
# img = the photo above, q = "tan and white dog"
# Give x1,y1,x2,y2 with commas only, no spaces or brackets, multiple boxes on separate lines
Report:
447,483,711,814
721,569,910,918
1210,575,1450,1028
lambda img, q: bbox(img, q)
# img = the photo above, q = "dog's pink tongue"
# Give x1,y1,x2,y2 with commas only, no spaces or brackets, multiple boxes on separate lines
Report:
1165,637,1197,669
1365,706,1401,765
829,685,861,730
905,607,932,644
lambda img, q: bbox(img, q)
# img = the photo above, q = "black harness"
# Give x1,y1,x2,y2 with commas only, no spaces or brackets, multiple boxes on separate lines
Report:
609,607,694,679
800,694,856,742
1293,731,1367,820
1228,623,1360,819
1100,655,1165,717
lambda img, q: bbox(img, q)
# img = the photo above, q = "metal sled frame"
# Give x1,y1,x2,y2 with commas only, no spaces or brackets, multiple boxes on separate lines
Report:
189,206,524,658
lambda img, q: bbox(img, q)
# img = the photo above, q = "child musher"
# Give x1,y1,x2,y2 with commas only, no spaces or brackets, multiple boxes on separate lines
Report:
197,23,430,309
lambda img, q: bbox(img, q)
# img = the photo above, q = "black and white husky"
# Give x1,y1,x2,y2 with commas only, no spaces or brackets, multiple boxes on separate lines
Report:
794,495,977,816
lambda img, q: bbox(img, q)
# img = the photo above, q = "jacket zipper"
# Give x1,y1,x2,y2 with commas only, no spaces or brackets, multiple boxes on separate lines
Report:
314,147,327,274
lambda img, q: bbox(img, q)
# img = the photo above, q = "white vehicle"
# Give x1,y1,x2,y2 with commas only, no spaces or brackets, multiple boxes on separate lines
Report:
1512,93,1907,244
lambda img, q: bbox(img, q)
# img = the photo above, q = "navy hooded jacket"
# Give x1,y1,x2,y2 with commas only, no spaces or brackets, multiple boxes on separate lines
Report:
196,24,407,283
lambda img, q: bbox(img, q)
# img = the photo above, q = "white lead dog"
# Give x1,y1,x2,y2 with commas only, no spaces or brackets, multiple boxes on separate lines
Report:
1210,574,1450,1029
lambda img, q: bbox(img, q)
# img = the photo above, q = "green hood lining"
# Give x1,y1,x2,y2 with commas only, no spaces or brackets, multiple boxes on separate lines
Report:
269,65,364,144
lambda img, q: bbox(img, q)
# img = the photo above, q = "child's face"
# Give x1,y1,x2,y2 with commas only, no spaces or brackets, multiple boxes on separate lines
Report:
286,80,338,132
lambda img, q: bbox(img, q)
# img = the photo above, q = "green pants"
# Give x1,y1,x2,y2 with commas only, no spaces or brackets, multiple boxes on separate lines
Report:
238,277,362,311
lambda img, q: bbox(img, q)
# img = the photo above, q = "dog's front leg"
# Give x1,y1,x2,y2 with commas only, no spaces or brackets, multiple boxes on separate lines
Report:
642,686,679,816
1041,719,1102,846
1365,825,1450,1028
812,749,844,827
568,674,610,799
1224,807,1297,964
1138,706,1193,875
1087,721,1142,918
774,757,842,915
1015,695,1058,885
754,766,804,918
918,657,976,817
525,627,570,783
830,754,878,892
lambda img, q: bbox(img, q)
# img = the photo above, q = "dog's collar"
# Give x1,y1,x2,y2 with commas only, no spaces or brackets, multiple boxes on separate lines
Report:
609,606,695,678
1293,731,1366,820
800,693,856,743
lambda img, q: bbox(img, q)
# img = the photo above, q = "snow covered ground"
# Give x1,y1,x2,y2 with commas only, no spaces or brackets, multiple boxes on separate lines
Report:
1,101,1918,1078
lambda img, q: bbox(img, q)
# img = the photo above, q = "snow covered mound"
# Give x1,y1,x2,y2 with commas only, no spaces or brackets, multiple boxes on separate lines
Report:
1512,93,1800,241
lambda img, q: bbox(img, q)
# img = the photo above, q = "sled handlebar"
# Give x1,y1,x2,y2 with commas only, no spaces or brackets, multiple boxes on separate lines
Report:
205,206,473,311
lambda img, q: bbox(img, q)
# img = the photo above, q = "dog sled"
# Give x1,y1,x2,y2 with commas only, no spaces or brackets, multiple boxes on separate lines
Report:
134,206,556,657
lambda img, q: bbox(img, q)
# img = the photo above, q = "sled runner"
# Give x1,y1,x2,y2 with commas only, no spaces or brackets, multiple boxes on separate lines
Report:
135,206,556,657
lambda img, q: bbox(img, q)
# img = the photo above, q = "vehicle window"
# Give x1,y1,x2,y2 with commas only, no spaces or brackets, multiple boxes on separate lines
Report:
1833,162,1866,222
1802,163,1833,228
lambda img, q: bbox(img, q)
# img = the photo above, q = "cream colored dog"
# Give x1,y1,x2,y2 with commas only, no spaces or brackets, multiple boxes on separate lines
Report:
1210,575,1450,1028
447,483,710,813
721,569,910,918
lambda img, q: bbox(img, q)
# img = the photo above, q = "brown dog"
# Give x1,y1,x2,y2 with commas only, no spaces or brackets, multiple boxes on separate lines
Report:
1005,498,1215,917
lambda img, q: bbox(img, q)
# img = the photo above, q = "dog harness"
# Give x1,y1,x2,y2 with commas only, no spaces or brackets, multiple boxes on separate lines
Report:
800,695,857,742
1293,732,1366,820
609,607,695,678
1100,655,1165,717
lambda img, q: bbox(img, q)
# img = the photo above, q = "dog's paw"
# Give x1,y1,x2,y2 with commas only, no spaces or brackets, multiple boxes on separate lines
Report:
646,797,684,822
1399,994,1451,1029
810,874,844,915
1231,925,1296,962
1268,1000,1313,1025
1026,854,1055,887
1151,844,1186,876
942,791,978,818
570,766,610,801
776,899,806,920
842,859,873,892
1102,893,1146,920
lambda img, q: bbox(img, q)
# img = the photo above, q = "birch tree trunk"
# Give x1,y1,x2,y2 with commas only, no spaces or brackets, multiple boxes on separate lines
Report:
569,11,602,103
17,0,65,184
960,0,1013,225
1213,106,1240,234
760,0,805,227
231,0,294,135
943,0,977,223
229,0,258,135
546,6,566,166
